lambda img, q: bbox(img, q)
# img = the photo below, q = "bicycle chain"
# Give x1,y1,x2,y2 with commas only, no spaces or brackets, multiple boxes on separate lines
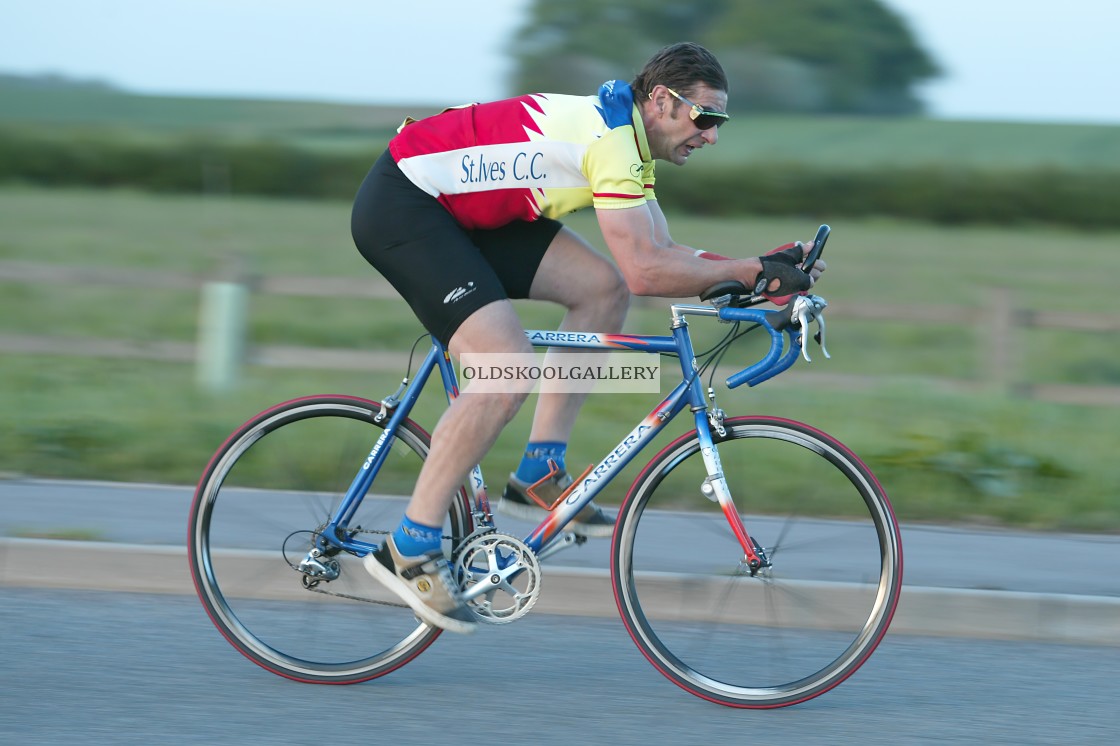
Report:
304,583,410,608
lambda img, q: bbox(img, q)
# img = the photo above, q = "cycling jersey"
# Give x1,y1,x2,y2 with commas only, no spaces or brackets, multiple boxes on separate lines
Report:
389,83,656,230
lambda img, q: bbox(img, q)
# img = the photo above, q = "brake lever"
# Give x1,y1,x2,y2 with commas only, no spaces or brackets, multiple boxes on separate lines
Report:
814,313,831,361
792,295,830,362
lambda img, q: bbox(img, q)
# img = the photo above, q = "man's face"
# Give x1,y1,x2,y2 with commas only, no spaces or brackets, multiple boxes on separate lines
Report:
647,83,728,166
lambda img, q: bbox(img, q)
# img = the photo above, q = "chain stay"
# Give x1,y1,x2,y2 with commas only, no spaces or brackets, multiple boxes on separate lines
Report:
293,526,454,609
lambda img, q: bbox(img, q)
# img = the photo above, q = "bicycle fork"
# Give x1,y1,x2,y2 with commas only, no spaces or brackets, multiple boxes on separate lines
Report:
694,411,770,575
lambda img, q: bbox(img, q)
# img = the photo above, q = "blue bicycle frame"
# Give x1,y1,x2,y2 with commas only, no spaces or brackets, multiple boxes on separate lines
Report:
318,301,807,563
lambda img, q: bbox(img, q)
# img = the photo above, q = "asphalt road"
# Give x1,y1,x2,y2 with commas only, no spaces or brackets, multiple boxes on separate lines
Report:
4,478,1120,646
3,479,1120,743
3,586,1117,745
4,478,1119,596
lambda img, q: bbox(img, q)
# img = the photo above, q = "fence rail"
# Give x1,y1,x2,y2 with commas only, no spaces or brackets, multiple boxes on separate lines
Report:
3,261,1119,405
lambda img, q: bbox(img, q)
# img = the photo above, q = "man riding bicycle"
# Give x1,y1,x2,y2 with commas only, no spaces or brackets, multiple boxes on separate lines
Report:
351,42,822,633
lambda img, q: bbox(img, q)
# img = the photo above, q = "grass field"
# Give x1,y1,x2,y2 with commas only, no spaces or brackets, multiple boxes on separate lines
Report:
2,185,1118,531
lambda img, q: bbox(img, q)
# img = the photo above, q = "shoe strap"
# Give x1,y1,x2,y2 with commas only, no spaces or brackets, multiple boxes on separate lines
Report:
399,553,446,581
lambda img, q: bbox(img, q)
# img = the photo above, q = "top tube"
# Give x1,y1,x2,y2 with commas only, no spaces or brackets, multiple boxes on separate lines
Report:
435,295,815,392
517,301,806,389
522,330,678,353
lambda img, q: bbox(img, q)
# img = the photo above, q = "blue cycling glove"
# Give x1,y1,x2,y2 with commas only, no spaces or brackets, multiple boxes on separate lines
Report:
597,80,635,130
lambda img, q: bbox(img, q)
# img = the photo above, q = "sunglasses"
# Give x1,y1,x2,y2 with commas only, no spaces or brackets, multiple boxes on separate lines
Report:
665,87,730,130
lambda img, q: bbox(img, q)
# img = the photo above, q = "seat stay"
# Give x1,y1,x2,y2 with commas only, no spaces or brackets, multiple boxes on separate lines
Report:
327,341,444,548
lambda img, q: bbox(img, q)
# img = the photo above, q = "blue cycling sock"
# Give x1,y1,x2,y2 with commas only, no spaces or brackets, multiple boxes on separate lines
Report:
392,515,443,557
515,441,567,484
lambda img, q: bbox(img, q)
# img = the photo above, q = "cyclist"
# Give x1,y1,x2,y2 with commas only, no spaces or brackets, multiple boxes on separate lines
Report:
351,42,821,633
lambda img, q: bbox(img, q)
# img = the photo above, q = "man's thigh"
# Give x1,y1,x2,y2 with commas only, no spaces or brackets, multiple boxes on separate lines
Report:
527,226,627,307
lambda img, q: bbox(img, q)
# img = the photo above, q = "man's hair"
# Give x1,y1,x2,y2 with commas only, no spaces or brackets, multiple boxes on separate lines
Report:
630,42,728,101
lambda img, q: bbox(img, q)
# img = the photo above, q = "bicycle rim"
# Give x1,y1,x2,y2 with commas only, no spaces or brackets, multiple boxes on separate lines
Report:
612,416,902,708
188,395,472,684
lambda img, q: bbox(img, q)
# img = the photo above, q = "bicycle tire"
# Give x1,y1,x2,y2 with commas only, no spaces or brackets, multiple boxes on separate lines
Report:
188,394,472,684
611,416,902,708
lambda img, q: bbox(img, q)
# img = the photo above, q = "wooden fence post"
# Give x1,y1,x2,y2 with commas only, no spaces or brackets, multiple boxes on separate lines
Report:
196,262,249,392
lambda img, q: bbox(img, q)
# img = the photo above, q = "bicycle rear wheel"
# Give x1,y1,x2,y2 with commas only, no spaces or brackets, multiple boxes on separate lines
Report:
189,394,472,684
612,416,902,708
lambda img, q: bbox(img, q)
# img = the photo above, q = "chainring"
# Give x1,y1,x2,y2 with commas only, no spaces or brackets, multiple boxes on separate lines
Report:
452,532,541,624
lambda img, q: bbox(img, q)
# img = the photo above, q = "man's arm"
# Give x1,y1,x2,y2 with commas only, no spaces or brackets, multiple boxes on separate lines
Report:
645,199,675,249
646,200,732,261
595,203,764,297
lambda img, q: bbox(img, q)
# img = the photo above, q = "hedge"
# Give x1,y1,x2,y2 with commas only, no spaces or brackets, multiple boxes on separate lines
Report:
654,164,1119,228
1,127,1116,228
0,128,372,199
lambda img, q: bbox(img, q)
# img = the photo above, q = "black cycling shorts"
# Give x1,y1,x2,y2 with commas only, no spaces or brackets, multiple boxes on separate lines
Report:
351,150,563,346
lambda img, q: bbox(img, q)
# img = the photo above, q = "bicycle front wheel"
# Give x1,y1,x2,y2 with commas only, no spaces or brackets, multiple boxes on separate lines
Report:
612,416,902,708
188,394,472,684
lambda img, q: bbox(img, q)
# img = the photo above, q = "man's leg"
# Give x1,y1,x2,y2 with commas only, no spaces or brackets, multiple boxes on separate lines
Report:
404,299,535,526
498,227,630,535
363,299,534,634
522,226,631,446
353,154,545,631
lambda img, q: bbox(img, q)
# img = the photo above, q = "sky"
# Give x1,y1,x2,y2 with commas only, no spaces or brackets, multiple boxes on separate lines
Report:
2,0,1118,125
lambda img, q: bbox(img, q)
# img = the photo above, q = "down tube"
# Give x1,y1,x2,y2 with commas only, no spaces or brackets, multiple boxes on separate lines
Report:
525,380,692,552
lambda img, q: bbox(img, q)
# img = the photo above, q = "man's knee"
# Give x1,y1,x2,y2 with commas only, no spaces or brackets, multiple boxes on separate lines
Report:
576,261,629,321
460,387,531,425
601,265,631,309
573,257,629,309
448,300,533,358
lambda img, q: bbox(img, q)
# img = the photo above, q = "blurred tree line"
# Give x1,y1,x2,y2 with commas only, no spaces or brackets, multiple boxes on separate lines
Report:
508,0,939,114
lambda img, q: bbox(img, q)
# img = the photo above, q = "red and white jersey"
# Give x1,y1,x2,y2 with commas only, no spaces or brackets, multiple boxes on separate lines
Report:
389,91,656,230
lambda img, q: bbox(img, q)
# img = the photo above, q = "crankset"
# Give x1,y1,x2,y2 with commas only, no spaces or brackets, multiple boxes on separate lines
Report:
453,532,542,624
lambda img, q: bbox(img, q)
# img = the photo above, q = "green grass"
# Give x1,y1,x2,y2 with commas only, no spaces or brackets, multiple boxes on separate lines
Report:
9,527,108,542
1,185,1118,531
4,186,1115,386
0,83,424,142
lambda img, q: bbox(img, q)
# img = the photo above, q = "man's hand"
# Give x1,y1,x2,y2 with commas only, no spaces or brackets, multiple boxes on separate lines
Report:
756,241,822,304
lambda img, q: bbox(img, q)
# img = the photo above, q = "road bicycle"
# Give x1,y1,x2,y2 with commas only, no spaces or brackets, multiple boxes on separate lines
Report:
188,225,904,708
